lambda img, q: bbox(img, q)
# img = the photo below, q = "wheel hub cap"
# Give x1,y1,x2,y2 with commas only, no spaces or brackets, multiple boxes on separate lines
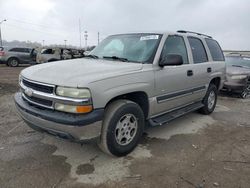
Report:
115,114,138,146
208,90,215,109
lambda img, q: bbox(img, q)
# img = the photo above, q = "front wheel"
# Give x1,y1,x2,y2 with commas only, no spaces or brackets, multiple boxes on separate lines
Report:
241,85,250,99
99,100,145,157
199,84,218,115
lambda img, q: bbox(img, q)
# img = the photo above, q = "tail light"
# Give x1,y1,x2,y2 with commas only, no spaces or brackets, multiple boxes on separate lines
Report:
0,51,5,56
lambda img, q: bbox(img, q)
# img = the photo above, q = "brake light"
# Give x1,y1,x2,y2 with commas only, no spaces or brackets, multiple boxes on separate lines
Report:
0,51,5,56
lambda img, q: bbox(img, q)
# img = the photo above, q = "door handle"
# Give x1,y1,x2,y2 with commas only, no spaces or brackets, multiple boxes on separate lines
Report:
187,70,193,76
207,67,212,73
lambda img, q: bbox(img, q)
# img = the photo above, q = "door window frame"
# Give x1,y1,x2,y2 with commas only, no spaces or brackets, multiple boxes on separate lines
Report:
159,35,190,65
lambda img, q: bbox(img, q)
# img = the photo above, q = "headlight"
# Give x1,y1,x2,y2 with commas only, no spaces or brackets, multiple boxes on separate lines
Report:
55,103,93,114
19,74,22,85
56,87,91,99
231,75,247,80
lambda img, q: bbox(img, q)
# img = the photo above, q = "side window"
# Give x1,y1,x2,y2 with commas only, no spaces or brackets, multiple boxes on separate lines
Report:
188,37,208,64
23,48,31,53
9,48,19,52
161,35,189,64
205,39,224,61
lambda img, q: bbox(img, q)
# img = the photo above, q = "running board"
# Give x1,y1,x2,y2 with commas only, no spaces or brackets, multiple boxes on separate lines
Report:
148,102,204,127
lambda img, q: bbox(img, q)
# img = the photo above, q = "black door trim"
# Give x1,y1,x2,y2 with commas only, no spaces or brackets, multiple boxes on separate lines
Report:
157,86,206,103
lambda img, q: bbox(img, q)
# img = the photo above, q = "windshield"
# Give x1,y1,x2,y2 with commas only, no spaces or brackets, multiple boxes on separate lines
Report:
225,56,250,68
90,33,162,63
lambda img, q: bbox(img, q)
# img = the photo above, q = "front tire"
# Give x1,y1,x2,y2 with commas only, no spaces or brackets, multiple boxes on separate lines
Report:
99,100,145,157
199,84,218,115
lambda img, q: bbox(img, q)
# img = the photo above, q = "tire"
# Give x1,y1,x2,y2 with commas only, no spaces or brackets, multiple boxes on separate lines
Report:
241,84,250,99
99,100,145,157
199,84,218,115
7,58,19,67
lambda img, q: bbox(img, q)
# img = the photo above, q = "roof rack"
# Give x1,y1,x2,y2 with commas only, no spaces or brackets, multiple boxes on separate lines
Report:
177,30,212,38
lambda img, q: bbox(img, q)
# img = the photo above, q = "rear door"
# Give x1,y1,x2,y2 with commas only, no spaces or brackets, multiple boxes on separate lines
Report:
20,48,32,62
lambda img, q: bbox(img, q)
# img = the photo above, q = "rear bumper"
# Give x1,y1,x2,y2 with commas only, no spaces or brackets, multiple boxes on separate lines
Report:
14,92,104,142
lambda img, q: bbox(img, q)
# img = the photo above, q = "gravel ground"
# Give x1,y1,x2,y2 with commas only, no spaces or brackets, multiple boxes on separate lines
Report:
0,64,250,188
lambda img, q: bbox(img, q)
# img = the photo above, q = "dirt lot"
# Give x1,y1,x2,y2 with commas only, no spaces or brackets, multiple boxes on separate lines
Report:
1,65,250,188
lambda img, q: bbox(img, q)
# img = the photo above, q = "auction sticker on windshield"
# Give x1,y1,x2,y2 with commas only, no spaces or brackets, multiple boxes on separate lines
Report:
140,35,159,41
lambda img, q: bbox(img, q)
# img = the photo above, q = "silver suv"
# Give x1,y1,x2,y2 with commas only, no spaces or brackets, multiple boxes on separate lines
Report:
0,47,36,67
14,31,226,156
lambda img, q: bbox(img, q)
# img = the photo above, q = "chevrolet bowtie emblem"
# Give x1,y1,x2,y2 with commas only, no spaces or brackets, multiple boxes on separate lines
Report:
24,88,33,97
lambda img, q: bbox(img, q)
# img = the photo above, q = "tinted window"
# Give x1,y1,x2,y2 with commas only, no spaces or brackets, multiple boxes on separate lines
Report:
161,35,189,64
9,48,30,53
41,49,54,54
205,39,224,61
188,37,208,64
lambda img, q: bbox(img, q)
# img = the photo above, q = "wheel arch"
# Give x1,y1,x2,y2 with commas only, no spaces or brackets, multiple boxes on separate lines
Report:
104,91,149,119
209,77,221,90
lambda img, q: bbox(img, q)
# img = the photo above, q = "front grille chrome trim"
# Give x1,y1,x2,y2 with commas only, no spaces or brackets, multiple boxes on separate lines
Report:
20,78,91,110
22,93,54,109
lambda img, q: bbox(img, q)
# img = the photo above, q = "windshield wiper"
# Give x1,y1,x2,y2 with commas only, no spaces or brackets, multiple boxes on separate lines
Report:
232,65,250,69
84,54,99,59
103,56,129,62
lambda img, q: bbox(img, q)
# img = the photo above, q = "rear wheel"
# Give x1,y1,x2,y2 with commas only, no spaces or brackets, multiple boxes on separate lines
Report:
99,100,145,157
7,58,19,67
199,84,217,115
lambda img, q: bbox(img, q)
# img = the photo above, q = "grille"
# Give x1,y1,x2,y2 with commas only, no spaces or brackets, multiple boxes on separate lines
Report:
22,79,54,94
23,94,53,107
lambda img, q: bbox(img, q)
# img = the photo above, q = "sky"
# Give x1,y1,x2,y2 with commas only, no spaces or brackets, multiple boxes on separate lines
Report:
0,0,249,50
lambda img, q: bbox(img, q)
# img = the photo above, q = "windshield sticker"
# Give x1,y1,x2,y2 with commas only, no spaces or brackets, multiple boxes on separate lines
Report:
140,35,159,41
243,57,250,61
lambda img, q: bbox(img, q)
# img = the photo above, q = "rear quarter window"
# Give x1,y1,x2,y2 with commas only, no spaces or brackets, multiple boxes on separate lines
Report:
205,39,224,61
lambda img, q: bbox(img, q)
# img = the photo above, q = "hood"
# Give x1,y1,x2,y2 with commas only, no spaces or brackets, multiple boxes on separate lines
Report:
226,66,250,75
21,58,143,87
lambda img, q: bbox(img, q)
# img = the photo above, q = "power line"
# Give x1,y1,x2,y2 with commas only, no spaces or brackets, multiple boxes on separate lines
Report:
4,23,66,39
6,18,78,33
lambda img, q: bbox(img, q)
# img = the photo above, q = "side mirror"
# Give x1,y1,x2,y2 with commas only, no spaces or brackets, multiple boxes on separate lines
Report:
159,54,183,67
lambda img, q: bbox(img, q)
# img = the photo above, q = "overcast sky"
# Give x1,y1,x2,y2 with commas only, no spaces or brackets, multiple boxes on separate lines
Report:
0,0,249,50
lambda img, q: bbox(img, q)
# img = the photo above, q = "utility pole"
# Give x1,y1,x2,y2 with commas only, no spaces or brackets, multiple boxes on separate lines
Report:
98,32,100,45
64,40,67,48
42,40,45,47
79,19,82,48
0,19,7,47
84,31,88,50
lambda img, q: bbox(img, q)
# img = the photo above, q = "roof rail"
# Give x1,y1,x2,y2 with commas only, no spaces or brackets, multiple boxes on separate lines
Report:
177,30,212,38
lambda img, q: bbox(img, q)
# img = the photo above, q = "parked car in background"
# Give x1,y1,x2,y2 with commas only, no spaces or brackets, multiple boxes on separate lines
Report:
0,47,37,67
223,54,250,98
36,47,84,63
15,31,225,156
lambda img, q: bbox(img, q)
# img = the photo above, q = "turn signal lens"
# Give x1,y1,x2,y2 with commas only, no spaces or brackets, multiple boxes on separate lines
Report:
76,105,93,113
55,103,93,114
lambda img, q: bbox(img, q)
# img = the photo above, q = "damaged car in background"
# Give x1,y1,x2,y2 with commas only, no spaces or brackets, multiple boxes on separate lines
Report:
223,54,250,98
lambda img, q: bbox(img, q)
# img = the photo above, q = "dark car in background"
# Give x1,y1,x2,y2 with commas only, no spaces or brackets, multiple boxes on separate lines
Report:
223,54,250,98
0,47,37,67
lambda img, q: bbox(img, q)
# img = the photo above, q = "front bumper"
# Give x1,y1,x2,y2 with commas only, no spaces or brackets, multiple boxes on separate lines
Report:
14,92,104,142
223,81,246,92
